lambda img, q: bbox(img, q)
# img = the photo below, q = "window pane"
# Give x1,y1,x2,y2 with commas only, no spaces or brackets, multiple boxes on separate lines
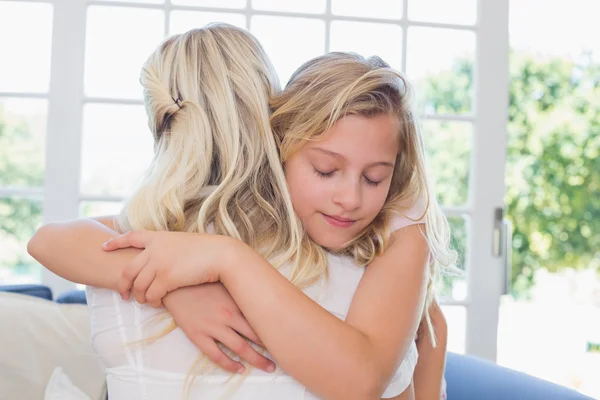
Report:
172,0,246,8
252,0,326,14
85,6,165,99
501,2,600,397
408,0,477,25
80,201,124,218
440,305,466,354
422,120,471,206
509,0,600,59
407,28,475,115
330,21,402,71
80,104,154,197
0,2,53,93
498,276,600,398
332,0,403,19
0,197,42,284
169,10,246,34
0,99,47,188
251,16,325,85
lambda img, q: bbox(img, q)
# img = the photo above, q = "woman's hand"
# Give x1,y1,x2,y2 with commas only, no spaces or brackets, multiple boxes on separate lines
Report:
164,284,276,374
102,230,235,307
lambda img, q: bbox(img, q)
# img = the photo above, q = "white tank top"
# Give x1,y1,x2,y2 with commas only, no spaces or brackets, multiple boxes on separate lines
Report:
86,210,425,400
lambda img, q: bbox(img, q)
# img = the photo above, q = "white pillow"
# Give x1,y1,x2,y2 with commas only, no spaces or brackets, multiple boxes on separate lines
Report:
0,292,106,400
44,367,92,400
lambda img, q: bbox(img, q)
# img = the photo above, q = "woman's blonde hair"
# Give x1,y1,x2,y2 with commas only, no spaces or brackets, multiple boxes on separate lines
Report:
119,23,322,275
117,24,325,395
271,52,458,342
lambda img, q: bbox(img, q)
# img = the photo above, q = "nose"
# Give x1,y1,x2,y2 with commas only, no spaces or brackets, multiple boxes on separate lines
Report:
332,178,361,212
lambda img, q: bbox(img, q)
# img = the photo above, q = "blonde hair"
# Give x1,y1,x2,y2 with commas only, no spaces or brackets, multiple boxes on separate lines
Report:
271,52,458,342
119,24,321,274
117,24,324,396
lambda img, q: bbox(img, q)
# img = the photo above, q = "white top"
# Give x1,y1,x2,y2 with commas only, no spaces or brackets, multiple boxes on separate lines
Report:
86,209,425,400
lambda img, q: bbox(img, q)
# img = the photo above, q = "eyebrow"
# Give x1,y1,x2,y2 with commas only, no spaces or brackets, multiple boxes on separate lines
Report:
311,147,395,168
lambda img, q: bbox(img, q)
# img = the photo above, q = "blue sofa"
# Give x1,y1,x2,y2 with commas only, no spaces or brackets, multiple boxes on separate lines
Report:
1,284,593,400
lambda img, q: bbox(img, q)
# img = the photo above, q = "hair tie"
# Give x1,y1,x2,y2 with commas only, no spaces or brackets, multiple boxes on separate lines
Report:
172,96,182,109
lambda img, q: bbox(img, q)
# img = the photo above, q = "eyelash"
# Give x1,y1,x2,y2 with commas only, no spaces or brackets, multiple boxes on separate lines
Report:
313,168,335,178
364,177,382,187
313,168,382,187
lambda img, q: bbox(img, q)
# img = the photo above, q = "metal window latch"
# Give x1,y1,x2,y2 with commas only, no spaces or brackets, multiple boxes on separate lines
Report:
493,207,513,295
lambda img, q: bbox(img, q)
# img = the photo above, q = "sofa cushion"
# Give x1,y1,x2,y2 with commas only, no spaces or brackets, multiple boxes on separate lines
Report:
57,289,87,305
0,283,53,300
0,292,106,400
445,352,593,400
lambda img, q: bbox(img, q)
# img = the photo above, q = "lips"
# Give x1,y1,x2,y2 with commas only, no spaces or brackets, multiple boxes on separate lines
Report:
322,213,356,228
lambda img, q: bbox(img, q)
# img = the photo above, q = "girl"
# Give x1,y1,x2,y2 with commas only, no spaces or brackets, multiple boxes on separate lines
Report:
29,25,451,399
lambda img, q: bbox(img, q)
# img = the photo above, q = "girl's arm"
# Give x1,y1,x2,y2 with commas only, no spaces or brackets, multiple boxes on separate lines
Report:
27,219,275,374
214,226,428,400
105,226,426,399
414,301,448,400
27,217,128,290
32,221,428,399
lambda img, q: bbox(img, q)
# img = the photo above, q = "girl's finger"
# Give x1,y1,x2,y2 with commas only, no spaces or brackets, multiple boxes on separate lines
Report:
118,251,149,296
131,263,157,304
102,231,150,252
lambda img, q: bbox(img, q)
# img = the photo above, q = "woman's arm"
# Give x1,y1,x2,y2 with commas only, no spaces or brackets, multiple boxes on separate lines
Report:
214,225,428,400
413,301,448,400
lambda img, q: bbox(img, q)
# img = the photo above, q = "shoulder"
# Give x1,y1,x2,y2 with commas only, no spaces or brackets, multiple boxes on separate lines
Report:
91,215,119,231
389,196,426,233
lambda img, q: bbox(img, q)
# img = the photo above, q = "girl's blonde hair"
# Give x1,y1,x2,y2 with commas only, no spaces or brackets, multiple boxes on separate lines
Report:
271,52,458,342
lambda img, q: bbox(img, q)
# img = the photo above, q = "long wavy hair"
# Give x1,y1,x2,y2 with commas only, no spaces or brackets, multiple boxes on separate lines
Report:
117,24,324,396
270,52,458,342
118,24,323,277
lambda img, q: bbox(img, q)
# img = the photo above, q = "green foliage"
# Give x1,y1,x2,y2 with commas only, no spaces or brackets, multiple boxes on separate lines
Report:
0,104,43,272
418,52,600,297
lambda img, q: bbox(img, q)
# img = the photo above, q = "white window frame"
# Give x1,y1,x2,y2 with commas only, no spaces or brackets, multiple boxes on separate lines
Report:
1,0,509,361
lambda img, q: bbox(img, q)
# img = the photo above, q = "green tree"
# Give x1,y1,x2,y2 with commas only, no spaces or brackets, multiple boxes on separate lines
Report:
0,104,43,274
419,53,600,298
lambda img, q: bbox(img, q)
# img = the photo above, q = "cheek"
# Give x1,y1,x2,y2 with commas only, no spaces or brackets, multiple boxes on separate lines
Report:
365,186,391,218
285,158,319,216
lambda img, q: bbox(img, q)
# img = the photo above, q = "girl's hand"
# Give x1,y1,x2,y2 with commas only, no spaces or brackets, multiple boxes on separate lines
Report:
164,284,276,374
101,230,232,307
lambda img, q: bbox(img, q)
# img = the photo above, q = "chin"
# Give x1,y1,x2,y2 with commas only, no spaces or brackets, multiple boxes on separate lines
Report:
309,233,347,252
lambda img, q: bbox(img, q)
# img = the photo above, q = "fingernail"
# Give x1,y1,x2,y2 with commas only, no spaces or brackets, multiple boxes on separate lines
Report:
237,365,245,374
101,242,108,249
267,363,275,373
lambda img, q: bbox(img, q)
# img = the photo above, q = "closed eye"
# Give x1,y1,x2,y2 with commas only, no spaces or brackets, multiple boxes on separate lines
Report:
363,176,383,187
313,168,335,178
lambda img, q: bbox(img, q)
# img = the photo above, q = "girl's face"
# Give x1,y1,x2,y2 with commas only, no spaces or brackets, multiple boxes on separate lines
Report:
285,114,399,250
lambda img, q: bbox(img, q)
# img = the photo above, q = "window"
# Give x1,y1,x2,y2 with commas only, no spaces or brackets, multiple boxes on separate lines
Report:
0,1,53,284
2,0,489,359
